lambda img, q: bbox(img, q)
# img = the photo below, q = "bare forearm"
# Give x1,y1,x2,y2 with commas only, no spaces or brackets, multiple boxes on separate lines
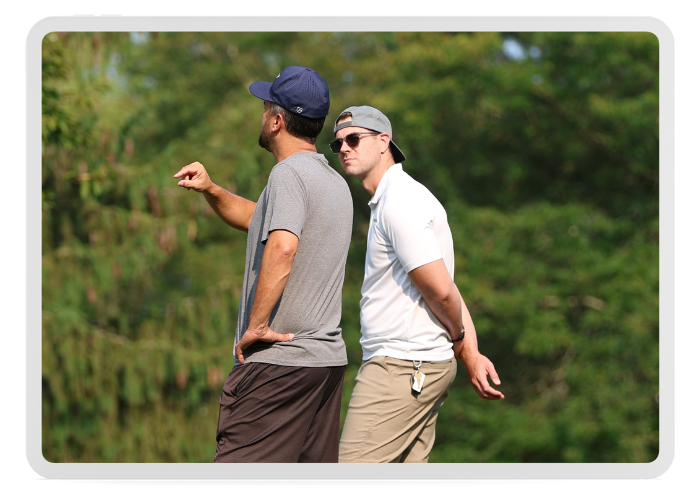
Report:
408,260,462,340
174,161,256,232
247,231,297,331
407,260,503,399
452,294,504,399
203,184,256,232
453,294,479,362
421,283,463,339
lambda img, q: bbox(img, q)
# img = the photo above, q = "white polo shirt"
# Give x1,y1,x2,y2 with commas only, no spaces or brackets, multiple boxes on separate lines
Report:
359,164,455,362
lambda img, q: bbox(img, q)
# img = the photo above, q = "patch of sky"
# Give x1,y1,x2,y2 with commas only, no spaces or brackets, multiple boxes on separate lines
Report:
502,38,526,60
502,38,542,62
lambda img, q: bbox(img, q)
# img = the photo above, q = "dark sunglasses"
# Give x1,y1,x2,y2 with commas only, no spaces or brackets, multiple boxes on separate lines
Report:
329,132,379,154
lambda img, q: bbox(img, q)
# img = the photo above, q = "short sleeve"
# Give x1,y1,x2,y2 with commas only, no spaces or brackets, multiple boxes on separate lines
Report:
261,164,306,244
380,188,443,273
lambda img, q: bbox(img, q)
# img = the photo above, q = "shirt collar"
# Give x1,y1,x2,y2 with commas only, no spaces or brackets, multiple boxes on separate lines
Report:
369,163,403,207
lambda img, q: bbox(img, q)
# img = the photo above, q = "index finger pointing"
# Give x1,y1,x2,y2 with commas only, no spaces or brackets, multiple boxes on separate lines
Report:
173,167,196,179
173,162,202,179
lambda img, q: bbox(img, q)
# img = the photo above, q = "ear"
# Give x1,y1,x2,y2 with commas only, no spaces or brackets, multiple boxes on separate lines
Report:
379,133,391,154
270,112,284,132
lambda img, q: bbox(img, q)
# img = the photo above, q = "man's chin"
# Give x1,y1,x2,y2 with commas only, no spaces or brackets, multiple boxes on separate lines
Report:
258,135,272,153
342,165,359,178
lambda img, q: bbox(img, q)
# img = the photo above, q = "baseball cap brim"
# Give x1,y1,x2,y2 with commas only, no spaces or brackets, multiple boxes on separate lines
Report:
249,81,273,102
389,142,406,163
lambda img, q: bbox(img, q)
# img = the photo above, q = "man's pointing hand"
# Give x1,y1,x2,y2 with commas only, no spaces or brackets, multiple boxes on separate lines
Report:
173,161,214,192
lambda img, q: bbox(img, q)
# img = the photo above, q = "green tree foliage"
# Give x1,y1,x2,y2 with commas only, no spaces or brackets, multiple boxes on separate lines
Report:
432,201,658,462
42,32,242,462
41,31,658,462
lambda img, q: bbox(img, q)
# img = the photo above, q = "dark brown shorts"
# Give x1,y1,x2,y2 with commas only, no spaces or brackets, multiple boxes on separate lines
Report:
214,362,346,463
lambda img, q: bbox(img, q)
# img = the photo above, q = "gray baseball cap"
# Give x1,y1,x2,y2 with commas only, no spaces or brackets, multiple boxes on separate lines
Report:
333,105,406,163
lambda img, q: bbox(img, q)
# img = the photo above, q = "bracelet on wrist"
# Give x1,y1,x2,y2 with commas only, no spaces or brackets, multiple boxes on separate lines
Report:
451,326,465,343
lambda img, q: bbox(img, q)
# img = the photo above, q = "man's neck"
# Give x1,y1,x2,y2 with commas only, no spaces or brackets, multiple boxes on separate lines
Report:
272,137,317,163
363,158,397,196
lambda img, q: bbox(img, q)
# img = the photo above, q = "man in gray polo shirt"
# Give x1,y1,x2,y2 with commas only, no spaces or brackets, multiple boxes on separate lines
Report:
174,67,353,462
328,105,504,463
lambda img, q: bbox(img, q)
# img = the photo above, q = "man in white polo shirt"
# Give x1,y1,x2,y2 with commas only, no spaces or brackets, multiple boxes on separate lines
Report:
329,105,504,463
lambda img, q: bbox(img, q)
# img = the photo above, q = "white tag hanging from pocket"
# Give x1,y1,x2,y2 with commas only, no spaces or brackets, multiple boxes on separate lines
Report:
411,360,425,393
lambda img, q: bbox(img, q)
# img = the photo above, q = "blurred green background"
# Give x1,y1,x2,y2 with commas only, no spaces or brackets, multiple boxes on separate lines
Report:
41,31,659,463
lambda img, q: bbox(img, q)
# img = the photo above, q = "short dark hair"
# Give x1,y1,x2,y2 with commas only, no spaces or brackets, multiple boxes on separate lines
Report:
336,111,353,124
270,103,325,144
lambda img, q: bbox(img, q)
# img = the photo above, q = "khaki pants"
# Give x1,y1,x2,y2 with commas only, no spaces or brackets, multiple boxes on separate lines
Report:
339,356,457,463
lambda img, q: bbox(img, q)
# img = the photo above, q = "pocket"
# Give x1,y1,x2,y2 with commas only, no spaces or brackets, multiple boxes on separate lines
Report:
381,356,404,377
215,392,229,444
381,357,415,396
231,363,259,398
410,359,455,407
216,364,257,443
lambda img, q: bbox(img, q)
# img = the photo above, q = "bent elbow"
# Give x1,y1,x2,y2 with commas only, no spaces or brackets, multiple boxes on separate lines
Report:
424,282,453,305
276,244,297,261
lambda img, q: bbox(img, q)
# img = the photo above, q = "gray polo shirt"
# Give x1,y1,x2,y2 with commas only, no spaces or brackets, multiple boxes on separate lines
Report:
233,151,353,367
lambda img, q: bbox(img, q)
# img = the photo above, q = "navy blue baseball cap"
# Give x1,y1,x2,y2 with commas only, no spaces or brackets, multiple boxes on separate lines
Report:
249,66,330,119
